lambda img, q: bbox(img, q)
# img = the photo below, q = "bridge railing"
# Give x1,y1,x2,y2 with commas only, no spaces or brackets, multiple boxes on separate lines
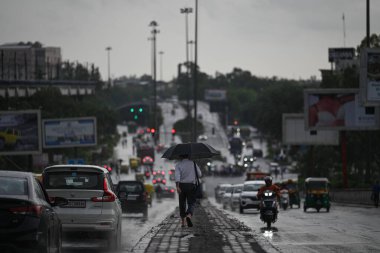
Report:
330,188,373,206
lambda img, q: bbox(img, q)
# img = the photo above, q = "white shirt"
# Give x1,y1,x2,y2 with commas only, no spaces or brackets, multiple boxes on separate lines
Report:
175,159,202,184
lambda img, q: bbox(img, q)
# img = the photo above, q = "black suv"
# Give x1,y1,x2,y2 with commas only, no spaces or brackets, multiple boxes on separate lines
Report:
116,180,148,217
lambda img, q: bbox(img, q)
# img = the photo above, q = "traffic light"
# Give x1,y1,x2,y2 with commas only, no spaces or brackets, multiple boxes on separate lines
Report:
123,103,149,125
171,128,176,136
150,128,156,137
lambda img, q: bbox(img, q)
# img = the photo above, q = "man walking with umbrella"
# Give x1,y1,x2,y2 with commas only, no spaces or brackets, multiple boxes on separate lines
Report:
175,154,202,227
162,142,219,227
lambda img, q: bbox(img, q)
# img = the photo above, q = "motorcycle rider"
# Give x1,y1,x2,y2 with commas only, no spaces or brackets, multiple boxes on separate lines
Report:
257,176,281,217
257,176,281,199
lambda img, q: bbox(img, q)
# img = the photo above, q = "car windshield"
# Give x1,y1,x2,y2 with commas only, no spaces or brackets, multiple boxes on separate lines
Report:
225,187,233,193
243,184,263,191
44,171,102,190
0,176,28,195
118,183,143,193
306,181,328,191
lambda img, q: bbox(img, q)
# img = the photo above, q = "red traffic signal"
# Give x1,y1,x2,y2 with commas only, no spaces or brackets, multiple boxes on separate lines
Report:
171,128,176,135
150,128,156,136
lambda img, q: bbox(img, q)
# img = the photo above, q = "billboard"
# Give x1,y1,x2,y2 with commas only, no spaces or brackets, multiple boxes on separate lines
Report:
304,89,379,130
204,89,227,101
42,117,97,148
0,110,42,155
282,114,339,145
360,48,380,105
328,48,355,63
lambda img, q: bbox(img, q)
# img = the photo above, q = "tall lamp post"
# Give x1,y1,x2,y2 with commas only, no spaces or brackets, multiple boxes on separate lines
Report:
180,7,193,131
149,21,159,142
105,46,112,88
159,51,164,81
192,0,199,142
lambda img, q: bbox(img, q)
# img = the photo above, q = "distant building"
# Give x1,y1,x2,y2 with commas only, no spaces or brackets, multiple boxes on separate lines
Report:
0,41,61,80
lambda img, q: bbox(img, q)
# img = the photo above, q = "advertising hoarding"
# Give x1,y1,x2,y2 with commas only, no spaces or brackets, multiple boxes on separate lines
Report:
0,110,42,155
328,48,355,63
42,117,97,148
204,89,227,101
360,48,380,105
282,114,339,145
304,89,379,130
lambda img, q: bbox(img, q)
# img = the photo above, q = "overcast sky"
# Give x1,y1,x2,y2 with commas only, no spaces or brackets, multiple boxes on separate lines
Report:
1,0,379,81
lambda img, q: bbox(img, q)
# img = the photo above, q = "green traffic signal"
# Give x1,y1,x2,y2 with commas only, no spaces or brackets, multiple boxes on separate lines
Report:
130,108,135,113
139,108,143,113
134,115,138,120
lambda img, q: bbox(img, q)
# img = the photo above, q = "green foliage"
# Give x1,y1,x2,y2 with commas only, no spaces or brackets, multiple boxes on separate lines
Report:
173,116,204,143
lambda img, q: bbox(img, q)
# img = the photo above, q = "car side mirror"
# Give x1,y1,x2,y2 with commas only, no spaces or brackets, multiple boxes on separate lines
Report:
51,196,69,207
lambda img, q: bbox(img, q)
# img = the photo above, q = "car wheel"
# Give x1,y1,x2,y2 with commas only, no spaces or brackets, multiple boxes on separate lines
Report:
0,138,5,149
239,205,244,214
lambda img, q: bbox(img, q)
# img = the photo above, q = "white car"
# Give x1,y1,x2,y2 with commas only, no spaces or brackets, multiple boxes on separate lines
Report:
42,164,122,251
198,135,208,141
221,185,233,209
215,183,231,203
239,180,265,213
229,184,244,211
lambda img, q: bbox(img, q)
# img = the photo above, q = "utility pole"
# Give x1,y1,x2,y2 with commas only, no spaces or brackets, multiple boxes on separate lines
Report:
366,0,370,47
342,13,346,47
149,21,159,143
159,51,164,81
193,0,199,142
181,7,193,130
105,46,112,88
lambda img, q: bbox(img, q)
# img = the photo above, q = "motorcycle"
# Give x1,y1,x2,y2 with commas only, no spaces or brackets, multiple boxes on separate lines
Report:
280,189,289,210
259,190,278,229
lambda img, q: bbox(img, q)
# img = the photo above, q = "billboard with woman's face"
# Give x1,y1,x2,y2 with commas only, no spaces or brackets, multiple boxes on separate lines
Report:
304,89,380,130
0,110,41,155
42,117,97,148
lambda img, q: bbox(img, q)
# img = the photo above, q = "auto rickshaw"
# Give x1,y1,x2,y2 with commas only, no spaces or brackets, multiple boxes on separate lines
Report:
285,179,300,208
303,177,330,212
129,157,141,171
144,183,154,207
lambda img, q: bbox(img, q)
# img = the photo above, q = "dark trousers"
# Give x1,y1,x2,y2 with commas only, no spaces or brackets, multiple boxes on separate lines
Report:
178,183,196,218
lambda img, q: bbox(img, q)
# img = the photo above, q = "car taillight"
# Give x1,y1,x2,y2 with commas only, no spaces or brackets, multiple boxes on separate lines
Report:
170,189,175,193
152,179,157,184
9,205,43,217
162,179,166,184
162,171,165,175
92,178,116,202
157,178,161,182
145,172,150,176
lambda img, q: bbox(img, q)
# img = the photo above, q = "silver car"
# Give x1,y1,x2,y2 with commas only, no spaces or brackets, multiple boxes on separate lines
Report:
229,184,244,211
42,164,122,250
222,185,233,209
239,180,265,213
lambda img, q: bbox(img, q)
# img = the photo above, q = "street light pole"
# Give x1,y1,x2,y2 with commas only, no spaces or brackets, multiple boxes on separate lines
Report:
159,51,164,81
193,0,199,142
105,46,112,88
180,7,193,130
149,21,159,142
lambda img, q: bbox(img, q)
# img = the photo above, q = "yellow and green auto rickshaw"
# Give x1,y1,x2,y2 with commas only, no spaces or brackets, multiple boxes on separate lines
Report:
285,179,300,208
129,157,141,171
304,177,330,212
144,183,154,207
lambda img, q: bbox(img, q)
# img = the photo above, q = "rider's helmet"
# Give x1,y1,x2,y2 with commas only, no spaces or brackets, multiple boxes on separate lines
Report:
264,176,273,187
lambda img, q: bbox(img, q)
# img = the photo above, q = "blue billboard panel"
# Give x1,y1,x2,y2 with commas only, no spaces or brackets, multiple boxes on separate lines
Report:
42,117,97,148
0,110,42,155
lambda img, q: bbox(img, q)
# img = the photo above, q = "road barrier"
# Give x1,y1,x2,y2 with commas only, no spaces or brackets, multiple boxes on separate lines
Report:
330,188,373,205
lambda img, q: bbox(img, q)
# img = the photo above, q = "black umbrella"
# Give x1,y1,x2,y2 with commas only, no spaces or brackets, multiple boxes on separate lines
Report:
161,142,220,160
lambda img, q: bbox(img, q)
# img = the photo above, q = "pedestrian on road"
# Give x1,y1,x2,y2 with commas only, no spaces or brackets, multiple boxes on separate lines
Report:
371,180,380,208
175,154,202,227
